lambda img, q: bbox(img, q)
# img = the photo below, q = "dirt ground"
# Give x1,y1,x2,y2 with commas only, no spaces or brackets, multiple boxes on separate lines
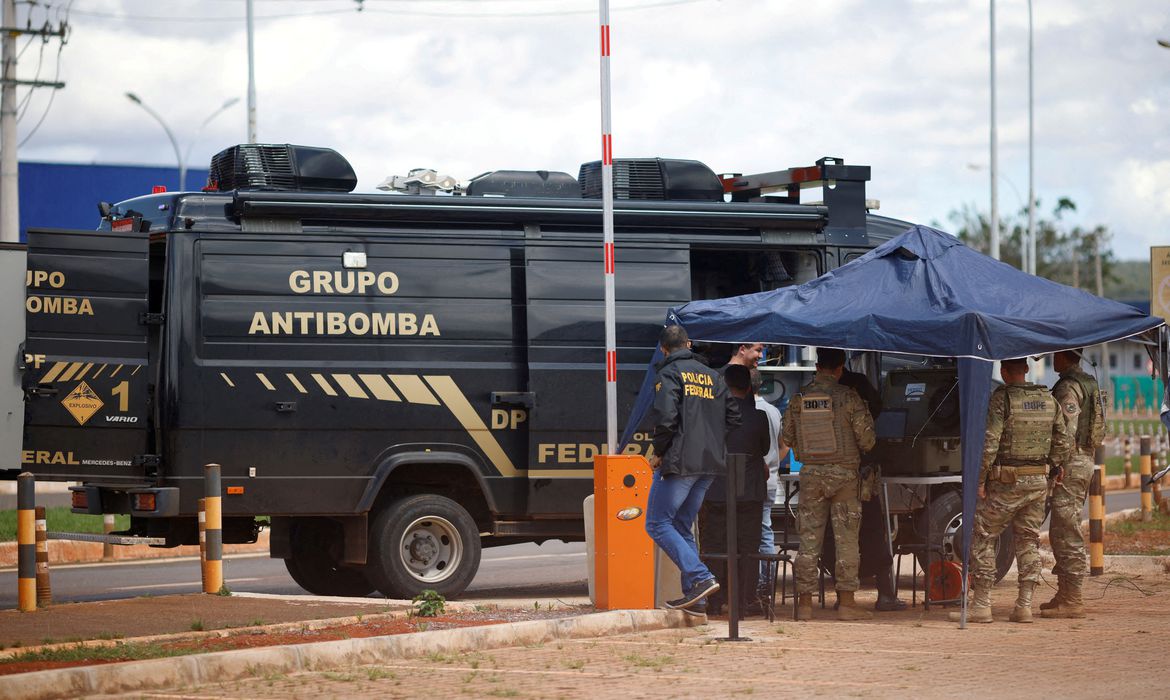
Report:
110,572,1170,700
1100,509,1170,556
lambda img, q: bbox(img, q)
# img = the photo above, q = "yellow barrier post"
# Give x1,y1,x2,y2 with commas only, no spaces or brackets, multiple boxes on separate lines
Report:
593,454,656,610
1089,447,1105,576
16,473,36,611
34,506,51,607
203,464,223,594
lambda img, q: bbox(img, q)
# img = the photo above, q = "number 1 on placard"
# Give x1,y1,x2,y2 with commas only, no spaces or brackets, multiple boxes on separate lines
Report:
111,381,129,412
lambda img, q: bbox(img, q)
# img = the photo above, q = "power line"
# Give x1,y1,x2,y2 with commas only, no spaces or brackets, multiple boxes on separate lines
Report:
17,32,64,147
68,0,711,23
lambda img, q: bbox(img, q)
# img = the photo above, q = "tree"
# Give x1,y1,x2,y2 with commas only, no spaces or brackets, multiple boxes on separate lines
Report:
937,198,1118,294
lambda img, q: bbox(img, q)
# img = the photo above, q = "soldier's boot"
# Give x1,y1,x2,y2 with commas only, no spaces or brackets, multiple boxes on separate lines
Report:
1009,582,1036,623
796,593,813,621
1039,575,1068,611
835,590,873,621
949,579,993,623
1041,575,1087,619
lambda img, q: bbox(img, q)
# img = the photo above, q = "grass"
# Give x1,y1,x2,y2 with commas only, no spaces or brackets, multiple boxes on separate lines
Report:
622,653,675,670
1107,508,1170,537
1,641,184,665
0,507,129,542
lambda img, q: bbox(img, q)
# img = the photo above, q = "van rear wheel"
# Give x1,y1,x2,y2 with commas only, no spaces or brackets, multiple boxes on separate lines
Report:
284,518,376,597
367,494,481,600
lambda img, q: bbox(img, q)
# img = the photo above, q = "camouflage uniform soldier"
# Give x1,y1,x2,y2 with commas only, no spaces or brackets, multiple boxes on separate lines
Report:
783,348,876,621
952,357,1072,624
1041,349,1105,618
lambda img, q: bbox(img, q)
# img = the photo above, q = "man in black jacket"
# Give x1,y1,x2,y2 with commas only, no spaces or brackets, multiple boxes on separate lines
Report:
646,325,741,610
698,363,771,615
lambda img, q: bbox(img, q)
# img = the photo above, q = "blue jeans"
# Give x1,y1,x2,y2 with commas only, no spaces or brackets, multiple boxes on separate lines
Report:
759,483,777,586
645,472,715,593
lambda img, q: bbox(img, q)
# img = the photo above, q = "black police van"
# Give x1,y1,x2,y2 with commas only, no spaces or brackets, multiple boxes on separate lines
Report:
18,144,960,600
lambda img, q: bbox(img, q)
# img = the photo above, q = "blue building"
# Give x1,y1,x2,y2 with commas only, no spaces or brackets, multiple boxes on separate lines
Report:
17,161,210,241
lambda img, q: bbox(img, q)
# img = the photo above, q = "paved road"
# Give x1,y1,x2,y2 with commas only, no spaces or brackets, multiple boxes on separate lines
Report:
0,539,588,609
0,491,1143,609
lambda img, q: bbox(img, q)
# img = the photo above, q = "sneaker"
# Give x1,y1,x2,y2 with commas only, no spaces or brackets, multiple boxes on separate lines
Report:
666,578,720,610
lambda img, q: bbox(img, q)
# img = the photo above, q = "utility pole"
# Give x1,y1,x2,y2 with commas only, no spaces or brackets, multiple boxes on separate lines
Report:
1,1,67,243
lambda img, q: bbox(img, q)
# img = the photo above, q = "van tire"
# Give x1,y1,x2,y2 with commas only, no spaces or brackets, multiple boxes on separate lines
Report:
284,518,376,597
367,494,481,600
919,489,1014,583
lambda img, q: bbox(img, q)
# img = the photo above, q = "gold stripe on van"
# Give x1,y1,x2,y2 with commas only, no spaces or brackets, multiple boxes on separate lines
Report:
110,365,124,377
389,375,440,405
424,375,522,477
286,373,308,394
332,374,369,399
130,365,142,376
40,362,67,384
358,374,400,401
220,373,235,388
73,363,95,381
92,364,108,378
311,373,338,397
58,362,85,382
256,373,276,391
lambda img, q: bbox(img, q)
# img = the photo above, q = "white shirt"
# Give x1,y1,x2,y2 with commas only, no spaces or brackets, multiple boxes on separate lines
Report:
755,396,783,490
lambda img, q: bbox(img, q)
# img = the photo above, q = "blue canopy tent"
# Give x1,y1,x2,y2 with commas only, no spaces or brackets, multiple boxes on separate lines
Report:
620,225,1164,624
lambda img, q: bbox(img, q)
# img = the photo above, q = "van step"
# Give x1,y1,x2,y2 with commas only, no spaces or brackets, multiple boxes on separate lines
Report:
47,532,167,546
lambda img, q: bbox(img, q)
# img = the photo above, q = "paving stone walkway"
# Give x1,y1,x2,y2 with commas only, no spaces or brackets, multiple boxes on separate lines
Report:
103,571,1169,699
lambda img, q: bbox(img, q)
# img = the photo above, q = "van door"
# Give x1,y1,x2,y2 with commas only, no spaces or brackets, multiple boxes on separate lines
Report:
524,243,691,515
22,229,152,481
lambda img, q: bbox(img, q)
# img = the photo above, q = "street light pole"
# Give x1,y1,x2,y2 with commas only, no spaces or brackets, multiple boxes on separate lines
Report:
1026,0,1036,275
246,0,257,143
183,97,241,179
128,94,239,192
989,0,999,261
126,92,184,192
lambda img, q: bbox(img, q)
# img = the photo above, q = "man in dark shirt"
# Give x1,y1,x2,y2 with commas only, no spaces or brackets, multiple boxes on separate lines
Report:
698,363,771,615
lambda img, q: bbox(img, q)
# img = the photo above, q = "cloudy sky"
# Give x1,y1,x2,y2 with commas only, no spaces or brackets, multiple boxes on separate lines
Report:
10,0,1169,259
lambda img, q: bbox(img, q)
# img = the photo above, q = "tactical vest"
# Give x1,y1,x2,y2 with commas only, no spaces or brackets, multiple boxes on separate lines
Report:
999,384,1055,464
795,386,860,465
1065,371,1106,450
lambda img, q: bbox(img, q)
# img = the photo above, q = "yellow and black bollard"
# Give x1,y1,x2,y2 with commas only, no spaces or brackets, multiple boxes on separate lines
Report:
203,464,223,594
34,506,51,607
1089,447,1105,577
198,497,207,586
17,473,36,611
1140,436,1153,522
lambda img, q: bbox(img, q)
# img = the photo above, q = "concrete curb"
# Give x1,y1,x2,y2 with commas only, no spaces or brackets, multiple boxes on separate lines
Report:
0,608,703,700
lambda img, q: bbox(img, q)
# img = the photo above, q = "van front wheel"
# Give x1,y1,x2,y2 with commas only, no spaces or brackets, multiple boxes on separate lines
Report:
367,494,481,600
